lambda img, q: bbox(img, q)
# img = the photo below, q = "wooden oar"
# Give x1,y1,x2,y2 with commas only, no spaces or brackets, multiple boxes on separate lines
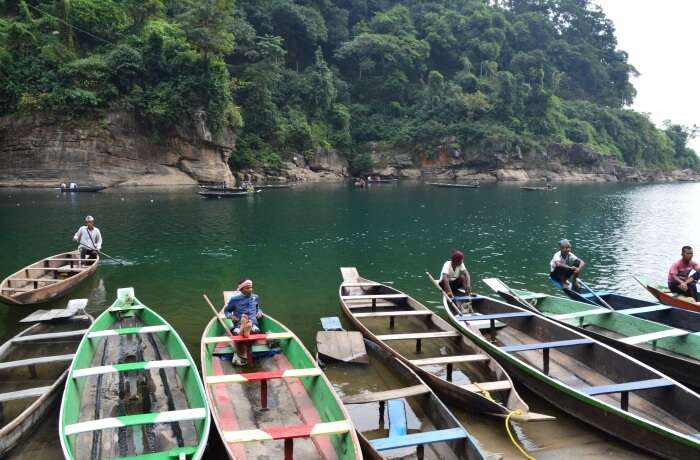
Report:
424,272,469,314
202,293,236,341
482,278,538,311
78,243,124,265
578,279,613,310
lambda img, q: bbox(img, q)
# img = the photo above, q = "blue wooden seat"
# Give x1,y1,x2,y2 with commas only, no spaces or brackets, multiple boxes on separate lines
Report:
320,316,343,331
456,311,534,330
579,378,674,411
453,295,484,302
387,400,407,438
581,291,610,299
501,338,594,375
369,427,467,451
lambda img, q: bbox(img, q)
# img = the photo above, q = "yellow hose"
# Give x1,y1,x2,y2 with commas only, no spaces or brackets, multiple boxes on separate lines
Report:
505,410,536,460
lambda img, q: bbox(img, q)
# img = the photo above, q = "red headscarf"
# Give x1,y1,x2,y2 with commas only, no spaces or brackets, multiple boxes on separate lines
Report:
451,250,464,265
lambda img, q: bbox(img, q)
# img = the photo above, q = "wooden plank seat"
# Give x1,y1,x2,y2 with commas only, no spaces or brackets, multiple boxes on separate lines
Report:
0,354,75,371
88,325,170,338
0,385,52,403
207,368,322,410
109,305,145,312
552,308,612,321
461,380,512,392
72,359,191,378
344,302,406,310
411,354,490,382
202,332,293,344
26,267,83,272
579,378,674,411
619,328,689,345
341,282,381,287
618,305,673,315
501,338,594,375
64,408,208,436
1,287,36,293
12,329,89,343
341,294,407,300
580,291,611,298
376,331,460,353
342,384,430,404
369,427,467,451
5,278,61,283
354,311,432,318
456,311,534,330
116,446,197,460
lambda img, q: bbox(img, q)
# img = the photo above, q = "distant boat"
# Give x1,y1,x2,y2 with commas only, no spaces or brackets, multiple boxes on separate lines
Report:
200,184,291,192
521,185,556,191
365,177,398,184
427,182,480,189
0,250,99,306
57,186,106,193
197,190,260,198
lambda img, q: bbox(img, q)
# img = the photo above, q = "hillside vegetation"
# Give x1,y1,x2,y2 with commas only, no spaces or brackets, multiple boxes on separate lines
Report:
1,0,697,172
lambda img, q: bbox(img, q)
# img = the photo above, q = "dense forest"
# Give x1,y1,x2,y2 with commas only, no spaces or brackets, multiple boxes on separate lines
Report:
0,0,697,172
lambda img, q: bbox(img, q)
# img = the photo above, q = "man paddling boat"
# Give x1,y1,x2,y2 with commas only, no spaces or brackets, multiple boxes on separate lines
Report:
224,279,263,366
73,215,102,261
549,239,585,290
668,245,700,301
440,250,471,298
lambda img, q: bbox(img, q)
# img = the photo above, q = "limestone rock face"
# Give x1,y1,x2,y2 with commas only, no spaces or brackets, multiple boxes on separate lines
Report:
307,148,349,174
0,111,235,187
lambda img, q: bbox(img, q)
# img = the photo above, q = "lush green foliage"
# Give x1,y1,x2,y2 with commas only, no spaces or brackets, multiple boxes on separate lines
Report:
0,0,696,170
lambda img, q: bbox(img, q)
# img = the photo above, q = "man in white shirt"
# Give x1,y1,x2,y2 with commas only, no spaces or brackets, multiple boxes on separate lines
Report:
73,215,102,261
440,250,471,298
549,239,585,289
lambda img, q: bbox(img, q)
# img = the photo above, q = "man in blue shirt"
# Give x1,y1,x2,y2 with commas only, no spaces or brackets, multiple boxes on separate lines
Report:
224,279,263,365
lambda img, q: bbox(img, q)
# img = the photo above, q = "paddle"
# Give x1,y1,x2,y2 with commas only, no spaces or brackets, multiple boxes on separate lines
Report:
202,293,236,342
78,242,124,265
577,279,613,310
424,272,471,315
482,277,538,312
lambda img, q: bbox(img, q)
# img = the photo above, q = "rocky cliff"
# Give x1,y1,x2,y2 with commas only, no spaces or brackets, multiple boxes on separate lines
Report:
0,111,235,187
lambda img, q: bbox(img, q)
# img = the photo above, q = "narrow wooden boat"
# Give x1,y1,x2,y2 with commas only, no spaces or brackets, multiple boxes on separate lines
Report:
486,278,700,389
0,300,93,456
520,185,556,191
0,250,99,306
201,292,361,460
340,267,551,422
324,335,487,460
635,276,700,313
426,182,479,189
200,185,248,192
58,186,106,193
559,280,700,335
366,178,397,184
426,276,700,459
197,190,260,198
60,288,209,460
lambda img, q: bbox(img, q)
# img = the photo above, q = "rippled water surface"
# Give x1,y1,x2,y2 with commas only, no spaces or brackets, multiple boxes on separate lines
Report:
2,181,692,459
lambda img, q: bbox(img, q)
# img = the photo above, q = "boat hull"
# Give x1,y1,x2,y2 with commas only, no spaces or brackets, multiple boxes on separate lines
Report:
0,251,99,306
641,281,700,313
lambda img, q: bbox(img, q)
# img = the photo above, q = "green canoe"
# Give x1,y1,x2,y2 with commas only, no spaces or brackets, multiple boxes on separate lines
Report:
201,291,361,459
485,278,700,389
59,288,210,460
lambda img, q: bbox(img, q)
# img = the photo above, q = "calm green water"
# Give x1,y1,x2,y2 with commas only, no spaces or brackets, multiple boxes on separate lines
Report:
2,181,692,458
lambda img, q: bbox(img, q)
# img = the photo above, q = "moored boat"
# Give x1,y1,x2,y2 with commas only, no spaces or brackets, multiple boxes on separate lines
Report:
323,334,487,460
340,267,551,422
197,189,260,198
59,288,209,460
57,186,106,193
520,185,556,191
426,182,479,189
485,278,700,389
0,250,99,306
635,276,700,313
201,292,361,460
0,300,93,456
200,185,249,192
426,275,700,459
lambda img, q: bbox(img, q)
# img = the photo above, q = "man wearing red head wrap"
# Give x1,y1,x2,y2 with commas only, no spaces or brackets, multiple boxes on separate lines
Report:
440,250,471,298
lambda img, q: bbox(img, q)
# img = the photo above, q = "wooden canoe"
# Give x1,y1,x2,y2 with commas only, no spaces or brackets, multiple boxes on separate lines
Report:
340,267,552,422
426,182,480,189
429,277,700,459
0,301,93,456
59,288,210,460
0,250,99,306
561,280,700,335
58,186,106,193
201,292,361,460
635,276,700,313
197,190,261,198
486,278,700,390
520,186,556,191
324,335,487,460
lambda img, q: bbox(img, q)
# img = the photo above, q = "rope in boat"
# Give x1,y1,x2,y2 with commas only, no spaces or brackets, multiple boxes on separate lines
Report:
472,382,536,460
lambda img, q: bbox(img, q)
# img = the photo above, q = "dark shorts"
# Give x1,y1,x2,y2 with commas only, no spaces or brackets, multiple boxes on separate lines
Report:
441,278,467,295
550,259,581,283
80,247,97,260
668,272,700,297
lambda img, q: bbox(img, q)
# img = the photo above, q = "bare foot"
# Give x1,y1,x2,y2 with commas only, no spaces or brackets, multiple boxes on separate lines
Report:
240,315,252,337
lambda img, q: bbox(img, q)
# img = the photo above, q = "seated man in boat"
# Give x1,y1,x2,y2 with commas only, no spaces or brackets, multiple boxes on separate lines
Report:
440,250,471,298
224,279,263,366
72,215,102,261
668,246,700,300
549,239,585,290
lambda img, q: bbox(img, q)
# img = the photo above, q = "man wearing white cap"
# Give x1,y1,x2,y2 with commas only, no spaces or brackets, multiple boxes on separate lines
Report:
224,278,263,365
73,215,102,261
